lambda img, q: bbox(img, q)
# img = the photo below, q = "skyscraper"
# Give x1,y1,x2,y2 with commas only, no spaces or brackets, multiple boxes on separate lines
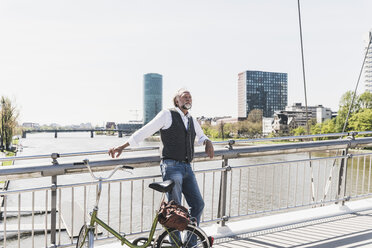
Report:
143,73,163,125
238,70,288,118
364,30,372,93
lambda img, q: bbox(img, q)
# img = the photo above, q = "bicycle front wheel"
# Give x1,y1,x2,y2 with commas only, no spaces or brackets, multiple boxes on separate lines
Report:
76,224,94,248
155,225,210,248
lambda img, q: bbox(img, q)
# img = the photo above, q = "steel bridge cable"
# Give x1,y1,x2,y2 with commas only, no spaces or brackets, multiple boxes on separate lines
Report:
297,0,310,135
342,34,372,133
321,29,372,204
297,0,316,203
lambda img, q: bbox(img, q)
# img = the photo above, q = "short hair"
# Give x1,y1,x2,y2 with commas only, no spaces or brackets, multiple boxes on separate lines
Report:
173,88,190,107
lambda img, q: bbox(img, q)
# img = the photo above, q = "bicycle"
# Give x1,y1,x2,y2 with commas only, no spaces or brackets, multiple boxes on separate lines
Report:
76,159,213,248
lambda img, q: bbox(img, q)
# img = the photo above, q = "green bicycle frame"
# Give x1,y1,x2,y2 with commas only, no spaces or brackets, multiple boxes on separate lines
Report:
87,207,161,248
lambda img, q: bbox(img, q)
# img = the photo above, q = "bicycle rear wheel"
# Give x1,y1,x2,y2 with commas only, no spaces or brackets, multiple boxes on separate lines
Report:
76,224,94,248
155,224,210,248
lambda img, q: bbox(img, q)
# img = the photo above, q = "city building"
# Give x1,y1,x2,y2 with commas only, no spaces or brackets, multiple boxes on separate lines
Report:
22,122,40,129
272,112,297,135
364,30,372,93
143,73,163,125
106,122,116,129
79,123,93,129
268,103,334,135
316,107,333,124
117,121,143,132
238,70,288,118
285,103,333,124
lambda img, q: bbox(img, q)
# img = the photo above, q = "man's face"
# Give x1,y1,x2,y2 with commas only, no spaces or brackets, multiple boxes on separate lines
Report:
177,91,192,110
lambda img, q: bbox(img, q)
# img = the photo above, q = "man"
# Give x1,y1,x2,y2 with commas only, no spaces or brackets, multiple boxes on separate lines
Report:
109,88,214,226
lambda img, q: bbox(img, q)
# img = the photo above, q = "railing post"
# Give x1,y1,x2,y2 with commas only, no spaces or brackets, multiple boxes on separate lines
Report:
217,157,229,226
217,140,234,226
50,153,59,247
336,147,349,205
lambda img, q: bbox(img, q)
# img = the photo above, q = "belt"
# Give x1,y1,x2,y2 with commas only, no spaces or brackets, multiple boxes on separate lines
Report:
162,158,190,163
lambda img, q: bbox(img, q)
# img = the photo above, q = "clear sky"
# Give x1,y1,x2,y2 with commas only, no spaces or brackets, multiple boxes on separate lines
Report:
0,0,371,126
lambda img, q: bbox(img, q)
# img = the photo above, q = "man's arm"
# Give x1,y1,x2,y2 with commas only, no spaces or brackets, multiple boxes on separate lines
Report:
108,110,168,158
193,118,214,158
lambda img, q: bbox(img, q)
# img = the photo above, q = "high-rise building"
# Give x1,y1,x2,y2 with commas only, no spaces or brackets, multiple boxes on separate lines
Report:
143,73,163,125
238,70,287,118
364,30,372,93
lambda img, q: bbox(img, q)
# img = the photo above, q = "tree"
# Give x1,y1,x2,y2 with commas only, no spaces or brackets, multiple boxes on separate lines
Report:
321,119,336,134
310,123,322,135
358,91,372,109
348,109,372,132
335,91,361,132
292,126,306,136
247,109,263,123
0,96,19,151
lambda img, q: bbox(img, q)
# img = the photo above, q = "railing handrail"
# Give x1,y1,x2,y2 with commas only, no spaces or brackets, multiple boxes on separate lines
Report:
0,146,159,162
1,136,372,181
3,152,372,196
4,131,372,162
212,130,372,144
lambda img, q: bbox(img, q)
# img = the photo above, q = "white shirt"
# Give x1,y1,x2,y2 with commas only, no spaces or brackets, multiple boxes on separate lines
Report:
127,107,209,147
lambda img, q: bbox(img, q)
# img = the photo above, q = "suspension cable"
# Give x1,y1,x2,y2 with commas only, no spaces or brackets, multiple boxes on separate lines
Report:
297,0,310,135
342,33,372,133
297,0,316,204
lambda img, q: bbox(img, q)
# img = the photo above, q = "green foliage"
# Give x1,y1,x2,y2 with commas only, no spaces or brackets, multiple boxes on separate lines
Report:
202,124,220,139
291,126,306,136
321,119,336,134
0,96,19,151
358,91,372,109
308,91,371,136
311,123,322,135
348,108,372,131
1,151,15,166
202,116,262,140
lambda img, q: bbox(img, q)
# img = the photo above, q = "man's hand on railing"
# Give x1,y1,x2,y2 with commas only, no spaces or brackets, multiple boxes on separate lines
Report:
204,140,214,159
108,142,130,158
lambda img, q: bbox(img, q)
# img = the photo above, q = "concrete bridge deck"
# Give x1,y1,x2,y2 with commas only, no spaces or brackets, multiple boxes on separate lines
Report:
97,198,372,248
212,209,372,248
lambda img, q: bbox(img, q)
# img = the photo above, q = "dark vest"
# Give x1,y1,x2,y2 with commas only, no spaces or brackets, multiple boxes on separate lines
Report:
160,109,196,163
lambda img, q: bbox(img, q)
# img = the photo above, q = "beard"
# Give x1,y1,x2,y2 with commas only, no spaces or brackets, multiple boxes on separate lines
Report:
181,103,192,110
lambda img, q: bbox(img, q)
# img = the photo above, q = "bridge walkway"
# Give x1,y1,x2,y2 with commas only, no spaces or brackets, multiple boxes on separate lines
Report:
213,209,372,248
98,198,372,248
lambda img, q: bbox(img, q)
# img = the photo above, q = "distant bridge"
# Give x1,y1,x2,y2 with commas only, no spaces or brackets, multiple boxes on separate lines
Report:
21,129,138,138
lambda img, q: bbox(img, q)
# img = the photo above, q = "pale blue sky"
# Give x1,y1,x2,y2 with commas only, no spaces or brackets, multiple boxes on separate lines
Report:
0,0,371,126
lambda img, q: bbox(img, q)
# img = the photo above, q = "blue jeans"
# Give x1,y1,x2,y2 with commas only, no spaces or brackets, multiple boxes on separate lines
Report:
160,159,205,226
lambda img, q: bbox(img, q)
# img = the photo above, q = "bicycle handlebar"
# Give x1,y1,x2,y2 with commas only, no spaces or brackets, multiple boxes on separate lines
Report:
75,159,134,181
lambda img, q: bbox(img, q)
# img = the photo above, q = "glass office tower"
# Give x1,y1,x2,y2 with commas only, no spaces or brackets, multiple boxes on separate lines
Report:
238,70,287,118
143,73,163,125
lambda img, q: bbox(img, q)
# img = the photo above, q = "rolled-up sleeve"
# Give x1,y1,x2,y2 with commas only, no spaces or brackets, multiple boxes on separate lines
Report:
192,118,210,145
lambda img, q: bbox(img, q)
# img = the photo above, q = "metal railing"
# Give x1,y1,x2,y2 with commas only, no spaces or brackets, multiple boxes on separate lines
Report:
0,134,372,247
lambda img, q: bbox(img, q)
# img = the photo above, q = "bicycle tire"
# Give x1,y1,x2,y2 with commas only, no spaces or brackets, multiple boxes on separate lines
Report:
155,224,210,248
76,224,94,248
